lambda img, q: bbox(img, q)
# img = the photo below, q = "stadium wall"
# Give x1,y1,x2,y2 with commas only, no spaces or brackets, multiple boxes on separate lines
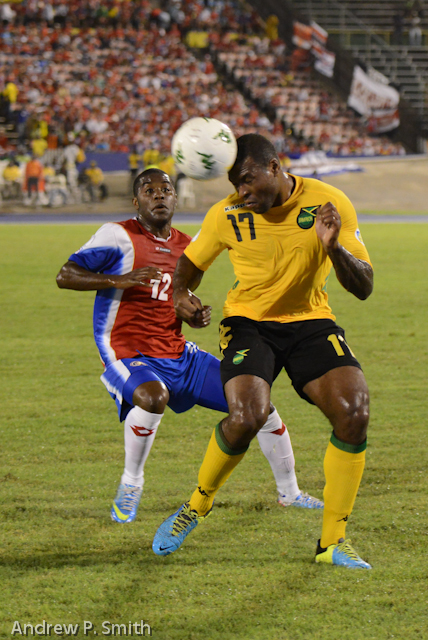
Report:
82,152,129,172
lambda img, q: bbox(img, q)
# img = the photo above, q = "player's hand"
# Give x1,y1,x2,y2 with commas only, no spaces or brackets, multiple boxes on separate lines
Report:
187,305,212,329
116,267,163,289
173,289,204,323
316,202,341,252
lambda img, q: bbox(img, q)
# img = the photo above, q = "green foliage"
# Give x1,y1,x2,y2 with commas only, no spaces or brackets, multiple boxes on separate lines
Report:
1,224,427,640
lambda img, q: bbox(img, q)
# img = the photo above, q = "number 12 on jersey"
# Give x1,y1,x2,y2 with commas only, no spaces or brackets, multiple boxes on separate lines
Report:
150,273,172,300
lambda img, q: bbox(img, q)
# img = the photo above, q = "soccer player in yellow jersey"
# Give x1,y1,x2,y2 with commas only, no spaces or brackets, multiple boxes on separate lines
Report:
152,134,373,568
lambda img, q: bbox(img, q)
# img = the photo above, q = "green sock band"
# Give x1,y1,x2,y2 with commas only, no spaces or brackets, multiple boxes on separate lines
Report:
331,431,367,454
214,422,249,456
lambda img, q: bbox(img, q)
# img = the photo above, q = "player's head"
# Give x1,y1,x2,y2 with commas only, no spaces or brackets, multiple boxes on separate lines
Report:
133,168,177,231
228,134,285,214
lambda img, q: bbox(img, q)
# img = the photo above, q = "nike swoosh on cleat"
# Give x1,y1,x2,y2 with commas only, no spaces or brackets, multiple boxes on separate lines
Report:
158,544,173,552
112,503,130,521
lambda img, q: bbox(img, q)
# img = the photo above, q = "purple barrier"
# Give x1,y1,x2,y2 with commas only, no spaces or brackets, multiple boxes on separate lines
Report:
81,152,130,172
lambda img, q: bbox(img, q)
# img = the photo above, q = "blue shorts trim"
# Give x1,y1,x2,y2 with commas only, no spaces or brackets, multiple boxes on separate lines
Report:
101,342,228,420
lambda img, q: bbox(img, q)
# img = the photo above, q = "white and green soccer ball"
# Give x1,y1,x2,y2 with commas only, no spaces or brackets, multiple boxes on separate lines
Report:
171,117,238,180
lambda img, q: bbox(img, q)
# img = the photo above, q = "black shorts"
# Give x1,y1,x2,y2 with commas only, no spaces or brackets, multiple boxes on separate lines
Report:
219,317,362,404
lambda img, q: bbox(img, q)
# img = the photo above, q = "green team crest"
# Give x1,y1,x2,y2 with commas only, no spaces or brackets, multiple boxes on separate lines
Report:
233,349,249,365
297,205,320,229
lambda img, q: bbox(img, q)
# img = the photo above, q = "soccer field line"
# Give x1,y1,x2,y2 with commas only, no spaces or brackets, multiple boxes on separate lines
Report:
1,213,428,224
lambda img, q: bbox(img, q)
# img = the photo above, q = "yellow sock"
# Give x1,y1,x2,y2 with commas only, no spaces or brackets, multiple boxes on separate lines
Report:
320,434,366,549
189,423,248,515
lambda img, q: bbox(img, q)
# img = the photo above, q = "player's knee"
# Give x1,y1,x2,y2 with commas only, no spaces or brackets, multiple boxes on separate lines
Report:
228,405,270,437
338,391,370,441
132,384,169,414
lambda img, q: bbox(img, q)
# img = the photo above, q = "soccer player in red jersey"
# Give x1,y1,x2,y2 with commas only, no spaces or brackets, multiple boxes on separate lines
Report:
56,169,323,523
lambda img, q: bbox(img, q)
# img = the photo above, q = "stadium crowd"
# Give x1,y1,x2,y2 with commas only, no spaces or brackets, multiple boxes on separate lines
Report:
1,26,277,154
0,0,406,191
214,35,405,157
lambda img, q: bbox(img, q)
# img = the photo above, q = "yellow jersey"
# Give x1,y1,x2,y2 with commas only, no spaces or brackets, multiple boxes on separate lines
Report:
128,153,140,170
184,175,372,323
3,82,18,103
85,167,104,185
143,149,160,167
3,165,21,181
31,138,48,157
158,155,176,178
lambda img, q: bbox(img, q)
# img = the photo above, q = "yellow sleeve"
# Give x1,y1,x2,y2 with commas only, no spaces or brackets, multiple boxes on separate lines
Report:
335,192,372,267
184,203,228,271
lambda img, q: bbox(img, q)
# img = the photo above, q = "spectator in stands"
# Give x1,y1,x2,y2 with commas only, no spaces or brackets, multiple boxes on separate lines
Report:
158,152,176,181
85,160,108,202
143,147,161,169
43,163,56,190
0,1,408,159
54,2,68,27
128,147,141,190
14,106,31,144
31,135,48,158
0,3,16,25
24,155,45,204
265,15,279,41
2,77,18,119
42,2,55,26
408,11,422,45
45,167,69,207
2,159,21,199
63,137,85,189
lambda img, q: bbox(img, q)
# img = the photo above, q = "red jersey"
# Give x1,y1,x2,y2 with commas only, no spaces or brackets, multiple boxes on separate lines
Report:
69,218,191,365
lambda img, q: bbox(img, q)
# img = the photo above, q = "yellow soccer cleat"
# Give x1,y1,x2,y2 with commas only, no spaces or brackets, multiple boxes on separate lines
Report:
315,538,371,569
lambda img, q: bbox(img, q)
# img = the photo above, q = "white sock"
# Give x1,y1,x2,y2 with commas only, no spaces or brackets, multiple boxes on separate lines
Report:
121,406,163,487
257,408,300,499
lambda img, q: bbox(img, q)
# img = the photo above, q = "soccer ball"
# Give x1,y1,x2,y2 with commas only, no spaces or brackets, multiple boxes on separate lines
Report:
171,117,237,181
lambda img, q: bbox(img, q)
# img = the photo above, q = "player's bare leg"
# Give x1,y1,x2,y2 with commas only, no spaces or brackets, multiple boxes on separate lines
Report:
304,366,371,568
152,376,273,555
196,355,320,508
223,375,271,447
185,375,271,514
152,375,321,556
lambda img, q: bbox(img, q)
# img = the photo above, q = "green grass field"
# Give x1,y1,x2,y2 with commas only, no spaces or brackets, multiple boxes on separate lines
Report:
358,210,428,216
1,223,428,640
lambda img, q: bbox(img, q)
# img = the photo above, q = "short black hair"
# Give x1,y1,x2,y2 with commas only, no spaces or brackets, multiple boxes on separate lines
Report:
232,134,279,171
133,168,172,197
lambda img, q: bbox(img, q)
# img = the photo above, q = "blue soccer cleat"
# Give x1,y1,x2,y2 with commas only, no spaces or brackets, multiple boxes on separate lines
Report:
152,502,211,556
315,538,372,569
111,483,143,523
278,492,324,509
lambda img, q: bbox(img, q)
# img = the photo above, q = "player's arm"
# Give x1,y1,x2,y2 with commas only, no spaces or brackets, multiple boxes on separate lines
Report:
316,202,373,300
56,260,162,291
173,203,226,327
172,254,211,328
